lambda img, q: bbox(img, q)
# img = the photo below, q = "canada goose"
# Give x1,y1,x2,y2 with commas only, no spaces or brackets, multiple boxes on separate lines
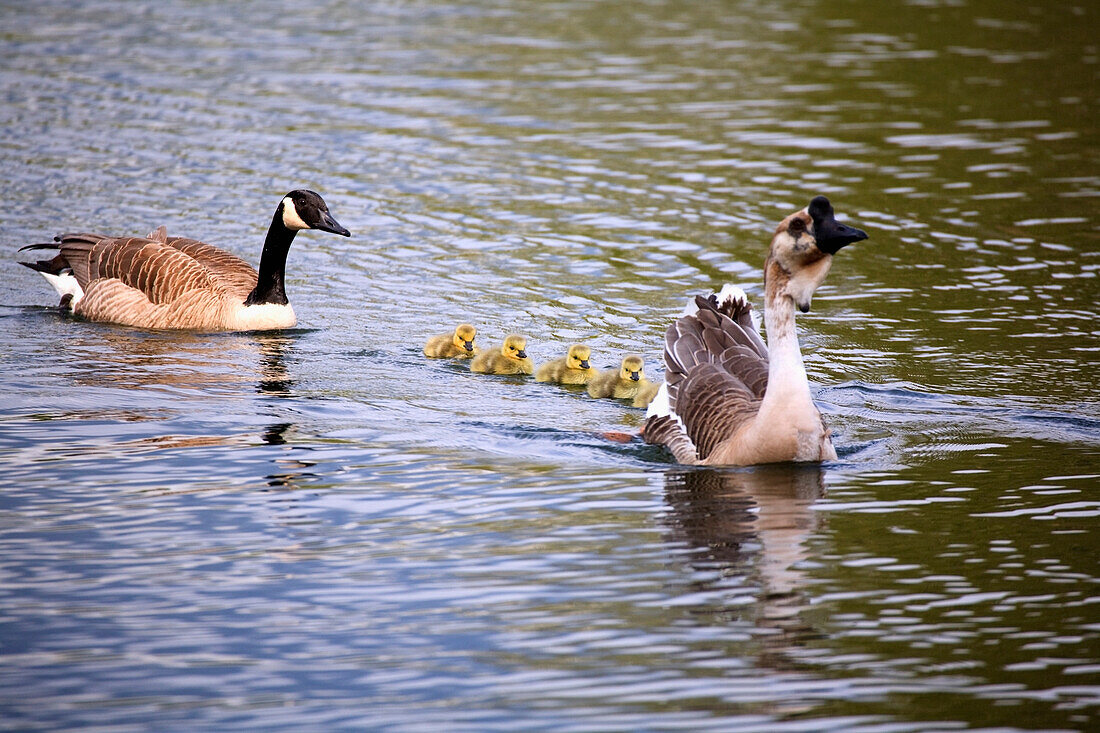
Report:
424,323,478,358
535,344,597,385
587,354,654,400
644,196,867,466
470,334,534,375
18,190,350,331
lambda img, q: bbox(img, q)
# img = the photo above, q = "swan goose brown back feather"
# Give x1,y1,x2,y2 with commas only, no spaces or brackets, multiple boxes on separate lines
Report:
644,196,868,466
18,190,350,331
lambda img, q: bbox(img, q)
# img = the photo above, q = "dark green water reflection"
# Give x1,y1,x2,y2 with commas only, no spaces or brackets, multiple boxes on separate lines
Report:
1,0,1096,729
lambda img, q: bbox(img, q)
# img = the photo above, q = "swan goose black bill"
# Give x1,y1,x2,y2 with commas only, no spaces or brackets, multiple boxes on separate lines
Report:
18,189,350,332
643,196,867,466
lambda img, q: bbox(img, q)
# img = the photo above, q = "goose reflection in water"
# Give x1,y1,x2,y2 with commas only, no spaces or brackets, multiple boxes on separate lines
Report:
56,327,300,396
662,465,824,648
255,333,296,397
47,328,305,460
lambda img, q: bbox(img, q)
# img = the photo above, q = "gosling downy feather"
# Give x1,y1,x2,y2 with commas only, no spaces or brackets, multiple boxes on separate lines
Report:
18,190,350,331
535,344,597,385
424,323,479,358
631,379,662,409
644,196,867,466
470,334,534,375
587,354,653,400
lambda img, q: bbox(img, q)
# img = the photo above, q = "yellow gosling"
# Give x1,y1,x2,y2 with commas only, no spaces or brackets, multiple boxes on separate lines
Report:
587,355,653,400
470,334,534,375
424,323,479,358
536,344,597,385
632,379,662,408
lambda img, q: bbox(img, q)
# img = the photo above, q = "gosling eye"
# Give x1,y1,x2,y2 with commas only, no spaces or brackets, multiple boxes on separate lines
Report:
789,218,806,235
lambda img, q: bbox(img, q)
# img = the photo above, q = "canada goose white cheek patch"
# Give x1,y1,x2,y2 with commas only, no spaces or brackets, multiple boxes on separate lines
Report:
281,197,309,231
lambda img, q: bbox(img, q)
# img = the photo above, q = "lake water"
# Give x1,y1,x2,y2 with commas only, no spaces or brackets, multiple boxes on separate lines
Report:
1,0,1097,730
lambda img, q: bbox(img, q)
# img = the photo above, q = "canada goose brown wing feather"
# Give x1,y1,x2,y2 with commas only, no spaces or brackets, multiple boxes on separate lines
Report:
82,237,220,305
164,237,258,300
76,277,226,329
75,277,175,326
51,233,109,287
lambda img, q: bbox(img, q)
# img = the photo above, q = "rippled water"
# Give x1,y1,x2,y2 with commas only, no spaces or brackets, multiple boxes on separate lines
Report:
1,0,1097,729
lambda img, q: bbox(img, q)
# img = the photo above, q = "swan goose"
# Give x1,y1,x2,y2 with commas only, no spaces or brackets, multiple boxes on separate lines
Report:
643,196,867,466
18,190,350,331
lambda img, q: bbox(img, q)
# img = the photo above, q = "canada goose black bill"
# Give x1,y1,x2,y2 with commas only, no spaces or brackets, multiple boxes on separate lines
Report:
19,189,350,331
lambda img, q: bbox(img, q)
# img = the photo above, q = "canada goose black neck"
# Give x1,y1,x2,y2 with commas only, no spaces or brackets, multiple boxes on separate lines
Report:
245,209,297,306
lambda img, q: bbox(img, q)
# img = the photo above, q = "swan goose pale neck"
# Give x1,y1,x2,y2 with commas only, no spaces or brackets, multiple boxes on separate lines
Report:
18,189,350,331
644,196,867,466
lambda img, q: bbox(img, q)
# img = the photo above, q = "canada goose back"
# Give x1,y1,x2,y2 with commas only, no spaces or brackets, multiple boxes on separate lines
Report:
535,344,597,384
19,190,350,331
644,197,867,466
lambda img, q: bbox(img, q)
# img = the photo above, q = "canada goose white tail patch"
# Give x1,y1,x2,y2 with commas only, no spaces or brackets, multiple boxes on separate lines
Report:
280,196,309,231
39,270,84,307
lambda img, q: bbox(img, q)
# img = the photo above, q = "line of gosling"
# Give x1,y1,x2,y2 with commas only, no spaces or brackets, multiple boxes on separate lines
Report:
423,325,658,408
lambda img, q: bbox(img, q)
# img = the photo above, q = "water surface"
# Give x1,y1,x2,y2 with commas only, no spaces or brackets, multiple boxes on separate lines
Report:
1,0,1097,729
